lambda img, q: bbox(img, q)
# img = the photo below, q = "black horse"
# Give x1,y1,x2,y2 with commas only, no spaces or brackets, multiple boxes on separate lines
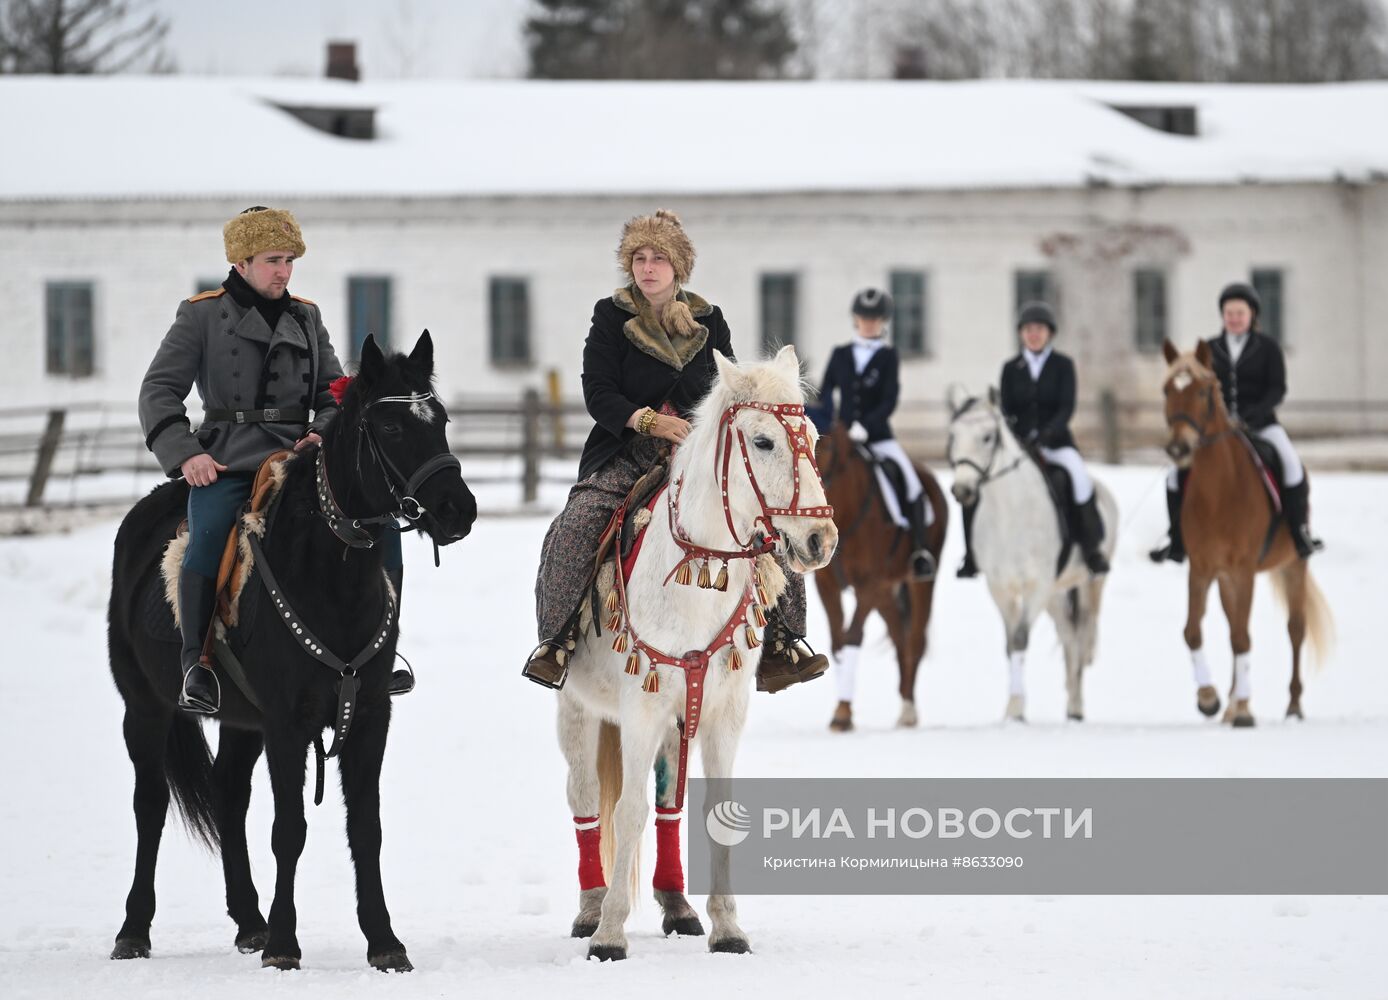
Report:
106,331,475,971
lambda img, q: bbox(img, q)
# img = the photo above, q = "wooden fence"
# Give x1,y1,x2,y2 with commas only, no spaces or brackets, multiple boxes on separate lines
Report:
2,393,1386,510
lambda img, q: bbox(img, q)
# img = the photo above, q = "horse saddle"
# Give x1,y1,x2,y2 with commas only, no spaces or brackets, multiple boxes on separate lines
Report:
1238,432,1284,512
1031,455,1076,577
164,450,293,631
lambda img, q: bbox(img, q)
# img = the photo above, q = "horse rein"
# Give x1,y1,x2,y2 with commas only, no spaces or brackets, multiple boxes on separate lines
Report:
317,391,462,556
1165,378,1237,453
947,402,1026,487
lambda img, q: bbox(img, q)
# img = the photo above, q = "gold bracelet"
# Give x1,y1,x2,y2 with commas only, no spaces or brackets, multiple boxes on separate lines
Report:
637,408,658,435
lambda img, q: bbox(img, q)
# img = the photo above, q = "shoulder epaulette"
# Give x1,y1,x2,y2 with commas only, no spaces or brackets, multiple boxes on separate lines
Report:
291,294,317,306
187,288,226,303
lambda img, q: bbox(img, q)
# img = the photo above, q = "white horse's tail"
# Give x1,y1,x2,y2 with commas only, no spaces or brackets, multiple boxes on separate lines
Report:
596,721,641,901
1271,565,1336,670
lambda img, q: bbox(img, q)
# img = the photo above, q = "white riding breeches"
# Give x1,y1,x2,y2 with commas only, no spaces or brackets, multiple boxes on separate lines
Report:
1038,445,1094,504
1164,424,1304,490
1251,424,1305,487
866,438,928,530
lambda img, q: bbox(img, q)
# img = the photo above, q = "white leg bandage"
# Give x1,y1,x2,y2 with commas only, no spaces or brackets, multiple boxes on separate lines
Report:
1008,650,1026,696
835,644,861,702
1190,647,1213,688
1233,652,1253,700
1250,424,1304,487
1166,465,1181,491
1038,445,1095,504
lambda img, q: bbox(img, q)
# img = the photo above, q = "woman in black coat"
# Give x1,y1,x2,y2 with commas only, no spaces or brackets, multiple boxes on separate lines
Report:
957,301,1109,577
524,210,827,693
1150,282,1321,562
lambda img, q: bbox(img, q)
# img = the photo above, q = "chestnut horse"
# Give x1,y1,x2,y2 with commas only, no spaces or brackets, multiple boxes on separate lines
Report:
1160,339,1333,724
813,422,948,731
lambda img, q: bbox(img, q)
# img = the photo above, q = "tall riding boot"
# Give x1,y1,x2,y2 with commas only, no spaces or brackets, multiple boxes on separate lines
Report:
385,566,416,695
1148,477,1187,564
177,571,220,715
1280,479,1323,559
756,611,830,694
907,494,936,581
1075,496,1110,576
956,500,979,578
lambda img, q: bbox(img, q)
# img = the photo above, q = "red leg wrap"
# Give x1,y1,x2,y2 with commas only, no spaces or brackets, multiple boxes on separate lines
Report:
574,817,605,890
653,807,684,893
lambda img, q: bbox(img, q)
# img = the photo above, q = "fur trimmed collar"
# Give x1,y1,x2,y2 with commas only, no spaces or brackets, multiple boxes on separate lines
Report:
612,284,712,370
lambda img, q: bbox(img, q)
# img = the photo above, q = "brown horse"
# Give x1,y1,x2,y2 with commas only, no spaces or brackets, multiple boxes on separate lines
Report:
1160,339,1333,725
813,422,949,731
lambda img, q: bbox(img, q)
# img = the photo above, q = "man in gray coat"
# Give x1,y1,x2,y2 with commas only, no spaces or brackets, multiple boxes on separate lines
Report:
139,206,368,713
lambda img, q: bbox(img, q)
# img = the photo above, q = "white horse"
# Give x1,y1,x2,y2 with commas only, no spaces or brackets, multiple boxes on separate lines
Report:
557,346,838,961
945,385,1118,722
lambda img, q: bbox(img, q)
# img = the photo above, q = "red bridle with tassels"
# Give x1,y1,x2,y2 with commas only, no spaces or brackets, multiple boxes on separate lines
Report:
605,401,832,810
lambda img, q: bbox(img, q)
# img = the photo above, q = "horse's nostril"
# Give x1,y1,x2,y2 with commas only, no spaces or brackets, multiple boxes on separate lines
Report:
808,532,823,559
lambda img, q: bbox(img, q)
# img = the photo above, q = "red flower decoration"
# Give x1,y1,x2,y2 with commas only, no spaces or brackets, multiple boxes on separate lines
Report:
329,376,354,405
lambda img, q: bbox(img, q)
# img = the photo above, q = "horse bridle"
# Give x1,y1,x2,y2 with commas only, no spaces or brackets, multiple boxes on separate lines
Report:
1165,376,1236,452
316,391,462,552
946,400,1025,487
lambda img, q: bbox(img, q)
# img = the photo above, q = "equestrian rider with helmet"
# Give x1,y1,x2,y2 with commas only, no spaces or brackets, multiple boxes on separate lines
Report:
816,288,935,580
958,300,1109,578
139,207,411,715
525,209,829,694
1150,281,1322,563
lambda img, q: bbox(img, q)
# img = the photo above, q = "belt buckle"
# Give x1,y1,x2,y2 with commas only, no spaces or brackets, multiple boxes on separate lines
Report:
263,407,281,422
234,411,246,424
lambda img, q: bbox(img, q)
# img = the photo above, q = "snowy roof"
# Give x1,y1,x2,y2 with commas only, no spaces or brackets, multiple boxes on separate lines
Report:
3,76,1387,200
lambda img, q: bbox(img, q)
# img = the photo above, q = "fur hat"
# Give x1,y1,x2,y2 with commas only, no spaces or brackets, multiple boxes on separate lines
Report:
1016,300,1057,333
617,209,701,337
223,206,307,264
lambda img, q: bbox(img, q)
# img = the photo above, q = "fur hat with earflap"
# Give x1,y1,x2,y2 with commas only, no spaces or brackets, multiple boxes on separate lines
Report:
617,209,702,337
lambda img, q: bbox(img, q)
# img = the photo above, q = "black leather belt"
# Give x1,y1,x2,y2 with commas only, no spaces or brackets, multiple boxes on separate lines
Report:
203,407,309,424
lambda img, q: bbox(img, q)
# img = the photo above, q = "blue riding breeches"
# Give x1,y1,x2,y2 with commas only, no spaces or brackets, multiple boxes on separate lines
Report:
182,474,403,580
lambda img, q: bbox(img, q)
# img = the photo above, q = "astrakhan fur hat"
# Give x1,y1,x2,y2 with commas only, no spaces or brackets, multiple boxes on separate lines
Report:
223,206,307,264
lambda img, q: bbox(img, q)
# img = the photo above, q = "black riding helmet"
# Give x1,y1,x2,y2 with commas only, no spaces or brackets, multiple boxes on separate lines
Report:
1218,282,1262,317
1016,300,1057,333
851,287,894,320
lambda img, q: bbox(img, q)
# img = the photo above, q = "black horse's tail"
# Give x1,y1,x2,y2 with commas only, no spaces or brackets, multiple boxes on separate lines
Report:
164,714,220,853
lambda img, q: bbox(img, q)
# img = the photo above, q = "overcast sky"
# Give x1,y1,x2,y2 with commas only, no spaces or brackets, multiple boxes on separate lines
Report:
155,0,532,79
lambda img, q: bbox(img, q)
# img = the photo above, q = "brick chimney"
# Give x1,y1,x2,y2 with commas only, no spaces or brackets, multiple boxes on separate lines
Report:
326,42,359,82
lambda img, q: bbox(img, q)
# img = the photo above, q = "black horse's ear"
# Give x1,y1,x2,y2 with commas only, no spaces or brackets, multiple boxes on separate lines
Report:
408,329,434,374
359,334,386,379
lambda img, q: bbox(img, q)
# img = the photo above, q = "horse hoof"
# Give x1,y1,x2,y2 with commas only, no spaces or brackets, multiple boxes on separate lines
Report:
235,929,268,954
369,950,414,973
1067,711,1084,722
663,914,706,937
110,938,149,960
570,921,598,939
897,702,918,728
1286,706,1304,721
261,954,300,970
588,943,627,962
1232,714,1256,728
709,937,752,955
1197,696,1222,718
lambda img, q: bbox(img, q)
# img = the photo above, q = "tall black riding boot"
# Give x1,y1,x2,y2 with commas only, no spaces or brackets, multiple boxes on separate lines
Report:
956,500,979,578
385,566,416,695
1280,479,1323,559
907,494,936,581
1149,476,1187,564
177,571,220,715
1075,496,1110,576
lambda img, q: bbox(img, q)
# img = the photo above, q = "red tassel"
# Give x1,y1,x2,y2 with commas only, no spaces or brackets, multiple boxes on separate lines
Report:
625,650,641,676
728,647,743,671
755,584,770,606
643,667,660,693
328,375,354,405
675,561,693,587
606,611,622,633
605,589,619,613
752,604,768,628
697,560,713,589
613,631,629,654
745,626,761,649
714,565,729,591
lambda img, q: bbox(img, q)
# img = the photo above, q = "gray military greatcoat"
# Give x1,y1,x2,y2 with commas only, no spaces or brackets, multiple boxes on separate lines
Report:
139,288,345,476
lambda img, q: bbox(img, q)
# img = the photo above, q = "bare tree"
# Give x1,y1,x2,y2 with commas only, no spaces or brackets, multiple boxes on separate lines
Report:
0,0,170,74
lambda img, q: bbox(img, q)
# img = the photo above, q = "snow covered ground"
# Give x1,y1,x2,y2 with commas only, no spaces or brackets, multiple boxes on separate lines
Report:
1,464,1385,999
